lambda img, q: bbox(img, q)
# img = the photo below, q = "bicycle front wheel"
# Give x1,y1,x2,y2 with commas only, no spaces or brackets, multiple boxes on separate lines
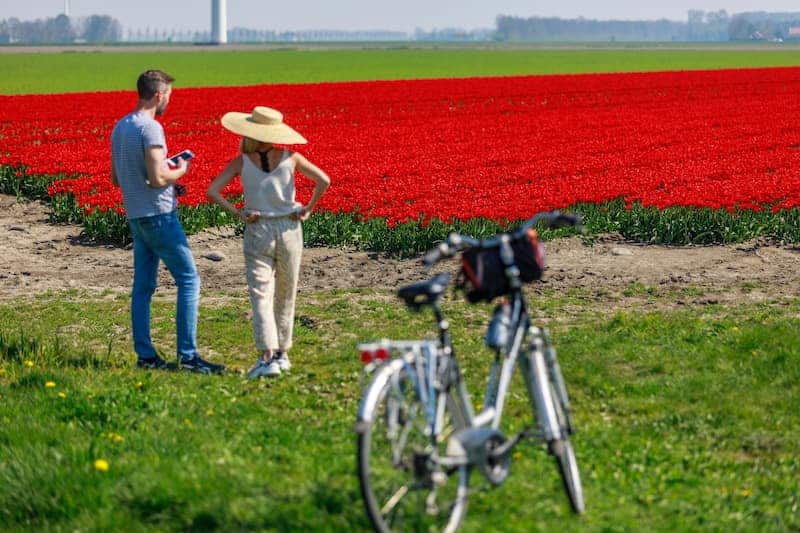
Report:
357,363,470,533
545,357,585,514
525,349,585,514
549,438,585,513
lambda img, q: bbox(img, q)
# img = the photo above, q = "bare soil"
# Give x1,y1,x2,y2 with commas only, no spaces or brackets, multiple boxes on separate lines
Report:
2,194,800,306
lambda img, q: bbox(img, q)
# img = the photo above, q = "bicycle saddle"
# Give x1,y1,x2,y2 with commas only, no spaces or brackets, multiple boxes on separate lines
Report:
397,272,451,311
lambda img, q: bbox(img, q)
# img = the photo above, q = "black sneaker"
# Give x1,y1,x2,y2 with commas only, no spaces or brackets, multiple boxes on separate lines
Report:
136,355,170,370
179,355,225,374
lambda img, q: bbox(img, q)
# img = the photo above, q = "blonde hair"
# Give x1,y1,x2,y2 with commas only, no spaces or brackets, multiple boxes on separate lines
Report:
240,137,261,154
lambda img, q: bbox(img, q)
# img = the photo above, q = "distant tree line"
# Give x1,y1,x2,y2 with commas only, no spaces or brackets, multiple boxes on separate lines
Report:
0,14,122,44
727,11,800,40
3,10,800,45
495,10,800,42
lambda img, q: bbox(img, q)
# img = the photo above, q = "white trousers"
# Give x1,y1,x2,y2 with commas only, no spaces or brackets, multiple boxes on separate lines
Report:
243,216,303,352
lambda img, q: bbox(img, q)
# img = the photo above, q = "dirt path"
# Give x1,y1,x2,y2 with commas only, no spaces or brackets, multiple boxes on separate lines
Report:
2,194,800,305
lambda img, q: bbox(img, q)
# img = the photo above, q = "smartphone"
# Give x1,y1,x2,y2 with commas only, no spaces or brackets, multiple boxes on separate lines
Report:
167,149,195,166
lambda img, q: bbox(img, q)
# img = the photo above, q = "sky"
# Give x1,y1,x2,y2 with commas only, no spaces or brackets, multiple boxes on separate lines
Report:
2,1,799,32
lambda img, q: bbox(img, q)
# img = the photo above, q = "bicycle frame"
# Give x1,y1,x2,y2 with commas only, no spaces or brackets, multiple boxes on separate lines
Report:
357,285,568,458
359,210,583,443
441,289,569,443
477,291,530,431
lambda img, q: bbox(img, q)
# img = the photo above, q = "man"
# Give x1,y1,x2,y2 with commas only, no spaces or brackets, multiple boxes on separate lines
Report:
110,69,223,374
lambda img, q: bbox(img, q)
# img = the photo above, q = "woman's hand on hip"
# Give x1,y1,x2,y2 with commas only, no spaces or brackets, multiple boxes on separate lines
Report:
291,206,310,221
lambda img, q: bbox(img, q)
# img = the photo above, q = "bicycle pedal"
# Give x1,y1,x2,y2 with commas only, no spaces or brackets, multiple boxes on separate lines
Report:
490,429,532,458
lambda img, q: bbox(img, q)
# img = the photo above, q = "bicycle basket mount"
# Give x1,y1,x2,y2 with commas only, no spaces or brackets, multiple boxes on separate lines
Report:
459,229,545,303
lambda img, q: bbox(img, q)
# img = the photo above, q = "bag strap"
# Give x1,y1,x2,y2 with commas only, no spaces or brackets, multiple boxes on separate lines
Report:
461,255,482,289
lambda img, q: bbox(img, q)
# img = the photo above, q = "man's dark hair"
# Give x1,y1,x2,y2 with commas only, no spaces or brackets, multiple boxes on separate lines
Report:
136,69,176,99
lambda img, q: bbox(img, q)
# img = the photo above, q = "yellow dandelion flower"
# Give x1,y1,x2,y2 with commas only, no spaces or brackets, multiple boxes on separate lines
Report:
183,418,193,427
135,381,144,389
740,489,752,497
0,368,6,376
108,433,123,443
45,381,56,388
24,360,34,367
58,391,66,398
93,459,109,472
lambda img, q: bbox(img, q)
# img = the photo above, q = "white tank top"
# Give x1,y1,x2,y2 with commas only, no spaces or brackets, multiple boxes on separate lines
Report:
241,150,301,217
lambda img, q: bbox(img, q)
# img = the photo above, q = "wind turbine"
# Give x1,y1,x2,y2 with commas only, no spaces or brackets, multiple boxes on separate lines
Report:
211,0,228,44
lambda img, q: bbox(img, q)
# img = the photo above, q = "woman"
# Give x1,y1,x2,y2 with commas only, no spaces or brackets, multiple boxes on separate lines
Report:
207,106,330,378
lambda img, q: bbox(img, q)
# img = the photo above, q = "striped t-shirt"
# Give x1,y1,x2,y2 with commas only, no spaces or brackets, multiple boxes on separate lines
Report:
110,111,176,220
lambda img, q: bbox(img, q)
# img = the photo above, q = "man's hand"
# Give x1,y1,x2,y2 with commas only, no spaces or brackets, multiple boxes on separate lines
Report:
175,156,189,174
145,146,190,187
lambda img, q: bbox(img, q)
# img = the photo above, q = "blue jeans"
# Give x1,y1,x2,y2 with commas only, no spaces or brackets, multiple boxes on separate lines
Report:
128,211,200,361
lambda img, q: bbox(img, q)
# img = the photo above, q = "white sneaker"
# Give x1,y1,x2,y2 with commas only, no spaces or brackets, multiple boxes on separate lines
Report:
264,358,281,377
274,352,291,371
247,358,281,379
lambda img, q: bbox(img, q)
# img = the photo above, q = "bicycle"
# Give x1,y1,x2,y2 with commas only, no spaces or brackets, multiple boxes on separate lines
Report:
354,211,585,532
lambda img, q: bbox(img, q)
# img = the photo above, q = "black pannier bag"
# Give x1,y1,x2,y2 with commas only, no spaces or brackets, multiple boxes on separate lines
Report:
459,229,545,303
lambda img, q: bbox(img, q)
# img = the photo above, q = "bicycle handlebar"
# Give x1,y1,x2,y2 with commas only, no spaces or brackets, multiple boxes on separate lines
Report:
423,211,583,267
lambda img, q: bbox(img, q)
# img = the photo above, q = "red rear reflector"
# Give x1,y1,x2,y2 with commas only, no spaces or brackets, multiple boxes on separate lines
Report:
360,346,390,365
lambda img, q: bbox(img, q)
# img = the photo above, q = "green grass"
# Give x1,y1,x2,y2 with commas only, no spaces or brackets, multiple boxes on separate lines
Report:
1,288,799,530
2,47,800,94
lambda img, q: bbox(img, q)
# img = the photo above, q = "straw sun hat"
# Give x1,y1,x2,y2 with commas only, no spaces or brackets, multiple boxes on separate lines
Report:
220,106,307,145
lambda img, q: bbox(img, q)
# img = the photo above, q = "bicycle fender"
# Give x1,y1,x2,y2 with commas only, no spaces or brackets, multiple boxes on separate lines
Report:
355,357,407,428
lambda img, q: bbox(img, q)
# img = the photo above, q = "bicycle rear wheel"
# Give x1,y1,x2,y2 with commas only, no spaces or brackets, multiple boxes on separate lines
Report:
357,363,470,532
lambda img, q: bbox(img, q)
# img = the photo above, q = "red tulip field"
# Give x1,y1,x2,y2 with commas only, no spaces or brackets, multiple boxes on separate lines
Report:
2,66,800,251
